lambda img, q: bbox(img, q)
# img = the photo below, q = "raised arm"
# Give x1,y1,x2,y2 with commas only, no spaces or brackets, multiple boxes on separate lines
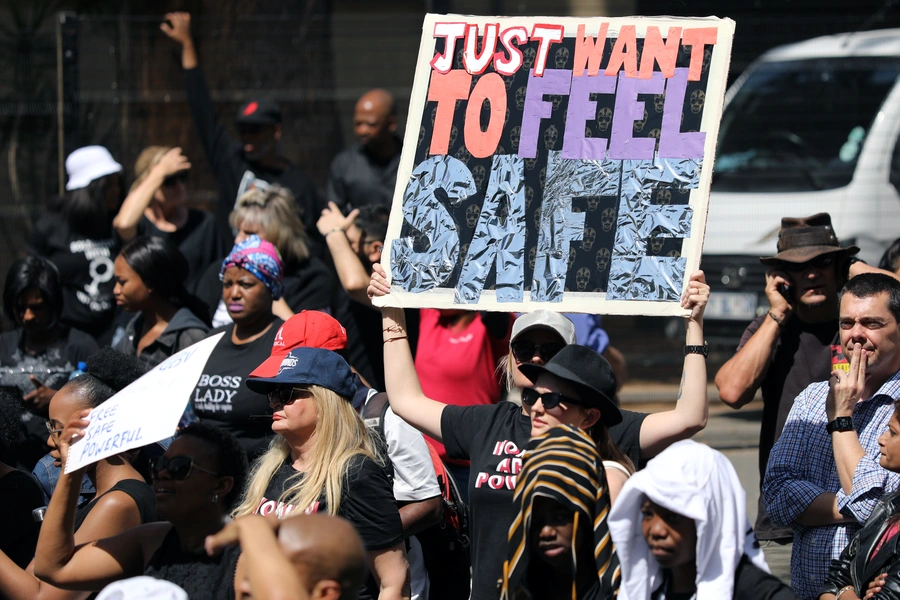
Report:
828,345,900,523
33,410,165,592
638,270,710,459
318,202,371,305
715,267,792,409
368,264,447,441
161,12,240,232
113,148,191,242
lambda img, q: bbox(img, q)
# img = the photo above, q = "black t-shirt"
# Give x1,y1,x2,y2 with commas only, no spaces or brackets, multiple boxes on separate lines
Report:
137,210,224,291
326,142,401,211
0,327,99,469
191,320,282,460
144,527,240,600
182,68,323,249
257,454,403,600
258,454,402,550
737,314,837,540
442,401,647,600
27,214,120,341
441,402,530,600
609,408,648,469
0,470,44,568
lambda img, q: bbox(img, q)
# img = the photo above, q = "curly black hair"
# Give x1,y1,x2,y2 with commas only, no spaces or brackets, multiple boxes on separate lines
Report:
67,347,147,408
0,391,24,456
176,422,249,510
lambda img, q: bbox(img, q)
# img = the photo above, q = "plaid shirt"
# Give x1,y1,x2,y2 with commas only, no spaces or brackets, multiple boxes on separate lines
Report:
763,369,900,600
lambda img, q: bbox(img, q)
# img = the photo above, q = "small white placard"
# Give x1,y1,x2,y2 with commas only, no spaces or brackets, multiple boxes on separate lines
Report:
65,333,225,474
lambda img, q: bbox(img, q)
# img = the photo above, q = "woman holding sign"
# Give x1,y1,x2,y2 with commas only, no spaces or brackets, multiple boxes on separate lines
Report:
368,265,710,600
0,348,156,600
34,422,249,600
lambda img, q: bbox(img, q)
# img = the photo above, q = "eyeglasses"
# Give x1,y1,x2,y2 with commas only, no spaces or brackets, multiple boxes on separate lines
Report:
511,340,565,363
151,455,218,480
782,254,835,273
45,421,63,438
267,387,311,406
162,172,188,187
521,388,585,409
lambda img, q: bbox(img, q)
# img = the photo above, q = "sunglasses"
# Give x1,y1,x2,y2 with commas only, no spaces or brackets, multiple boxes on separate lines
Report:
521,388,585,409
511,340,565,363
162,172,188,187
151,455,218,480
781,254,835,273
267,387,311,406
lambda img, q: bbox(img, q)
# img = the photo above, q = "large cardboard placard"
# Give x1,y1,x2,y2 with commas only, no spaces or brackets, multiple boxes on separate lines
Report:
375,14,734,315
65,333,225,473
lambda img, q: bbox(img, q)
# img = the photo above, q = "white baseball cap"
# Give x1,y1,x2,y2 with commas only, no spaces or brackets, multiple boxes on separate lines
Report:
510,310,576,344
65,146,123,191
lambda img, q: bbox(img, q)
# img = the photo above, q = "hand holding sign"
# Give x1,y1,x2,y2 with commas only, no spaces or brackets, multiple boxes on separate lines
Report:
58,408,92,476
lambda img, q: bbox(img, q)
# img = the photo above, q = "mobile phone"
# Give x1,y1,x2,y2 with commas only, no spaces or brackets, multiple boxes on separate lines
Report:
777,282,792,300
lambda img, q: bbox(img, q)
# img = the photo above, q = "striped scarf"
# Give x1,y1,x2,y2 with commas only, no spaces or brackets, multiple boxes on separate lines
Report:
500,425,620,600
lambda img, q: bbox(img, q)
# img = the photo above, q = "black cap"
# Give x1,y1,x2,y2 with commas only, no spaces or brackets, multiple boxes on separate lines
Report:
235,100,282,126
519,345,621,426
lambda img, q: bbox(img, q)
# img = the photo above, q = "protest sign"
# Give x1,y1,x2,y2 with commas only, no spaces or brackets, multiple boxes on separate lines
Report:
64,333,225,474
375,15,734,316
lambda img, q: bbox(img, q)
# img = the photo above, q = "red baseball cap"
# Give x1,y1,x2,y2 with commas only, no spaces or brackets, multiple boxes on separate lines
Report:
249,311,348,378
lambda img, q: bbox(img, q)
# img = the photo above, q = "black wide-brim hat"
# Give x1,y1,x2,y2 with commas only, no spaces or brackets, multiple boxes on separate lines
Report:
760,212,859,266
519,345,622,426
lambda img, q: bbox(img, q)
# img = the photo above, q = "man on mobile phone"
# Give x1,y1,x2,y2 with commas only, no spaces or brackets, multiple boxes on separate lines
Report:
714,213,897,584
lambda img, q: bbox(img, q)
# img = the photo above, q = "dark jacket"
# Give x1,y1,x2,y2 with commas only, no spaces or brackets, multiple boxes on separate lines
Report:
820,491,900,599
114,307,210,371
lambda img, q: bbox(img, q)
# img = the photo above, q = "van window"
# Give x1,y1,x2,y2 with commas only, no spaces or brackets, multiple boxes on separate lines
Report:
713,57,900,193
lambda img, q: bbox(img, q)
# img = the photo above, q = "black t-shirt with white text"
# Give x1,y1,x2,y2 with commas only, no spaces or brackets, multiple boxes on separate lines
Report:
27,214,120,341
442,401,648,600
257,454,403,600
191,320,282,460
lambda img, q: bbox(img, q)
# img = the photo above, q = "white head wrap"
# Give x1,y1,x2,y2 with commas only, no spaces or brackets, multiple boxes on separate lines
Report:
608,440,769,600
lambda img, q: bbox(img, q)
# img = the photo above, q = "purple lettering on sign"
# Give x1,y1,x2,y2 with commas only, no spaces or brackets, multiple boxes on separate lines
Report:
518,69,572,159
562,73,617,160
658,68,706,159
608,71,665,160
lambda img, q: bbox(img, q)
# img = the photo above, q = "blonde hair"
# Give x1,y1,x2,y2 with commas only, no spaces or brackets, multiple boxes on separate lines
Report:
129,146,171,193
232,385,381,518
229,185,309,264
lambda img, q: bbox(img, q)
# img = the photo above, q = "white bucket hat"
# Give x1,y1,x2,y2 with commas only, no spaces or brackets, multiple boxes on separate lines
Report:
65,146,123,191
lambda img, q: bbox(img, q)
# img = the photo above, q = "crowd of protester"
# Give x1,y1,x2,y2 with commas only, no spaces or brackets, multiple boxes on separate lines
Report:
5,9,900,600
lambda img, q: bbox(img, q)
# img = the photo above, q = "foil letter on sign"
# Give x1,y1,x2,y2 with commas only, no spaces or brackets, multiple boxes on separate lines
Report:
455,155,527,304
391,156,475,293
607,156,699,300
533,151,621,302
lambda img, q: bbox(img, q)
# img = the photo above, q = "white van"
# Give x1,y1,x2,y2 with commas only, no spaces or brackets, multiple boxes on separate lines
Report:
701,28,900,327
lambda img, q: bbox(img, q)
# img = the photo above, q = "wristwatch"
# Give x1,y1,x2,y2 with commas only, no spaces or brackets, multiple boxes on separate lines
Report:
683,342,708,358
826,416,854,434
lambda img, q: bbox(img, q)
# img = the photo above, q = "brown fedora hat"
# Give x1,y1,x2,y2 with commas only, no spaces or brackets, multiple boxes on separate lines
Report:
760,213,859,266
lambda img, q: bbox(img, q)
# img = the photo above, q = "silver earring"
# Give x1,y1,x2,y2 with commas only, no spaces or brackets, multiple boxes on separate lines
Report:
211,493,219,503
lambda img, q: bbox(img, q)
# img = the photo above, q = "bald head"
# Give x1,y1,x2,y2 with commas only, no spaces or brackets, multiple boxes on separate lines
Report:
279,514,365,600
354,89,397,153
